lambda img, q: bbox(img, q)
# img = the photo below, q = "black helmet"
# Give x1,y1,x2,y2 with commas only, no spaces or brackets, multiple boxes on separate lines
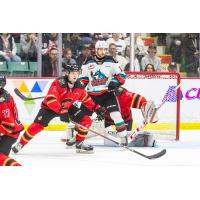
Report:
0,76,6,88
62,64,80,73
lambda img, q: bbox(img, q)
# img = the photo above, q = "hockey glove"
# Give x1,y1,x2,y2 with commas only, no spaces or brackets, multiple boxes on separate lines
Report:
59,108,70,123
108,81,120,92
114,87,124,96
94,105,105,121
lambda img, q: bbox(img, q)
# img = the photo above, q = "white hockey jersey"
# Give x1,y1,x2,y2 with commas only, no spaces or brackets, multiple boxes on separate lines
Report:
79,56,126,96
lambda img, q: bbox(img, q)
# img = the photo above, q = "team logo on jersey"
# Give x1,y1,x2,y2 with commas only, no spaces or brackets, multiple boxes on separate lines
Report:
93,70,107,80
91,70,108,86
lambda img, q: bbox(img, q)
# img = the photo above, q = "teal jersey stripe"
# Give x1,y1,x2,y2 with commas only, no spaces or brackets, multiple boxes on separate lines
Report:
120,74,126,79
78,76,89,81
116,121,126,127
104,59,116,63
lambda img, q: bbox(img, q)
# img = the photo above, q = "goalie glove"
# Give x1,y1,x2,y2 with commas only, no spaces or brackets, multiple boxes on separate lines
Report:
94,105,105,121
59,108,70,123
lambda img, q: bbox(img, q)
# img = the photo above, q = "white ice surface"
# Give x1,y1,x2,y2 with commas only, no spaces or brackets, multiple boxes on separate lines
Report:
10,130,200,166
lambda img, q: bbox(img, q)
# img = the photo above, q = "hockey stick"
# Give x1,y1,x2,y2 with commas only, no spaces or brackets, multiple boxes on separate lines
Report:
14,88,45,101
129,83,181,141
61,119,101,142
71,120,166,159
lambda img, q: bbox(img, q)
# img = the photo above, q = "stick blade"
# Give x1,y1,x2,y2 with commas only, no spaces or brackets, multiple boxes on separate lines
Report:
146,149,167,159
127,147,167,159
14,88,26,100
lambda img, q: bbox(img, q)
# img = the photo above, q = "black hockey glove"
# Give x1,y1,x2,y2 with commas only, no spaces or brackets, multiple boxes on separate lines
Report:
114,87,124,96
59,108,70,123
94,105,105,121
108,81,120,92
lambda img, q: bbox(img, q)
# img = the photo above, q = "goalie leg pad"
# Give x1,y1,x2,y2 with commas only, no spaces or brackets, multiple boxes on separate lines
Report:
141,100,158,123
129,131,157,147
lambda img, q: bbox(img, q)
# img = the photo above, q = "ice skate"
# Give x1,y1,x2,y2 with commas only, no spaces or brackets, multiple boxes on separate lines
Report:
66,137,76,147
76,141,94,153
12,143,24,154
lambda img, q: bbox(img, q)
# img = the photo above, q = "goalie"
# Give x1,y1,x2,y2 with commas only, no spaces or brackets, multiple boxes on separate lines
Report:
104,86,158,147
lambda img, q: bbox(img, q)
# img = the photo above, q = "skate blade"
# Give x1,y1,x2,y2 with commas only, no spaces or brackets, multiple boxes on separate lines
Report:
76,149,94,154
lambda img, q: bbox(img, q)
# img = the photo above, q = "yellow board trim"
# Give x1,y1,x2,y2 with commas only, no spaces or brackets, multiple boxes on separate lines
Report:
23,123,200,131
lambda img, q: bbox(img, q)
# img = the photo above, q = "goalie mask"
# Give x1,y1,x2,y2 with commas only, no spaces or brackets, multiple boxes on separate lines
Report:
0,76,6,94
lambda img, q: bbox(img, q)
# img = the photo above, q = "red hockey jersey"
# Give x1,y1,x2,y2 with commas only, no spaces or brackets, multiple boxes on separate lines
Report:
41,76,97,113
0,91,24,138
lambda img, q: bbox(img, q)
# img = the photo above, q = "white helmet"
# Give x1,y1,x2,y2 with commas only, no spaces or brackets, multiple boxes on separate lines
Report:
95,40,108,49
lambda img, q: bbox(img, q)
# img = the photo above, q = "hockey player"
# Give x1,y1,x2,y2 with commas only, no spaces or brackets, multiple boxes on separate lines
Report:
79,40,128,145
0,76,23,166
12,65,105,154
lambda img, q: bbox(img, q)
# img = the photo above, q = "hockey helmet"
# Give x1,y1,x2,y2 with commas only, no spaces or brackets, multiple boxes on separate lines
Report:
62,64,80,73
95,40,108,49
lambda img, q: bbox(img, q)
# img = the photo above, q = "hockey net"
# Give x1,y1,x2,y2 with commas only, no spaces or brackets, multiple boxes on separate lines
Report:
88,72,181,142
124,71,181,141
63,72,180,143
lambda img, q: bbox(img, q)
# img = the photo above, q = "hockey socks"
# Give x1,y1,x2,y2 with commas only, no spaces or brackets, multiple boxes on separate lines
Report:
75,125,88,142
0,153,21,166
20,122,44,146
110,111,127,137
75,116,92,142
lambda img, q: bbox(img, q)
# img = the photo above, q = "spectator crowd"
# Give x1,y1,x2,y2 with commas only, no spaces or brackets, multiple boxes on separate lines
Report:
0,33,199,77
